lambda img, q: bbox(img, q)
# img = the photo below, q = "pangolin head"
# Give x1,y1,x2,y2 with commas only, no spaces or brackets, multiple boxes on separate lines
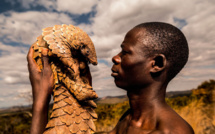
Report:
80,33,97,65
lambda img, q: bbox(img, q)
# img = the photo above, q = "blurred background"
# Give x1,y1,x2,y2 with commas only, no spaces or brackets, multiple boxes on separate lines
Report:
0,0,214,133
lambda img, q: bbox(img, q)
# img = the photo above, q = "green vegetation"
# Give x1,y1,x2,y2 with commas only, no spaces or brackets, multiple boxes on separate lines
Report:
95,101,130,132
0,112,31,134
0,79,214,134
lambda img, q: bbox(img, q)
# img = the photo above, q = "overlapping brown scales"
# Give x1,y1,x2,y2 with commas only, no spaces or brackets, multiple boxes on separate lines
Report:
45,85,97,134
87,108,98,119
60,114,74,126
43,127,57,134
32,24,98,134
62,105,74,115
46,118,65,128
54,94,67,102
55,125,71,134
43,26,53,31
80,111,90,120
51,108,66,118
69,123,79,133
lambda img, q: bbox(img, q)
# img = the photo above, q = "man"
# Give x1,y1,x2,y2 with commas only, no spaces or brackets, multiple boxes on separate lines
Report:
109,22,194,134
27,22,194,134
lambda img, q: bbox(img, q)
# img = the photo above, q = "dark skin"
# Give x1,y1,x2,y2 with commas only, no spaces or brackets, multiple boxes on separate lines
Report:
109,28,194,134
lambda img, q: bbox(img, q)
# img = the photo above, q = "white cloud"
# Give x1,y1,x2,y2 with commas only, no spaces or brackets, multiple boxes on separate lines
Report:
4,76,18,84
0,11,74,45
56,0,98,14
0,98,5,102
0,47,29,84
0,79,32,107
90,63,115,90
90,63,126,97
5,0,97,15
0,42,25,55
1,0,215,108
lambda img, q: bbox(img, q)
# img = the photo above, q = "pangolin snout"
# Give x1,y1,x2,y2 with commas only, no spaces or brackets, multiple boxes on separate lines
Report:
92,61,98,65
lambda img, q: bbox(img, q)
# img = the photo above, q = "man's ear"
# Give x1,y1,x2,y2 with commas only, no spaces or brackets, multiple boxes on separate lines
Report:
150,54,166,73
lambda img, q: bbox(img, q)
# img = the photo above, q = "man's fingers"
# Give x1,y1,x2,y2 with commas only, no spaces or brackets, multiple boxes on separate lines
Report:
27,46,35,65
41,48,50,69
27,46,41,72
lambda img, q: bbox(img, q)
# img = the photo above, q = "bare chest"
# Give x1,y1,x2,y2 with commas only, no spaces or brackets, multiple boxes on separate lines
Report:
115,119,155,134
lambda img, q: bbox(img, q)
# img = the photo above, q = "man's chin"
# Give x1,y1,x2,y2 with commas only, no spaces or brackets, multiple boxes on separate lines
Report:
114,81,128,91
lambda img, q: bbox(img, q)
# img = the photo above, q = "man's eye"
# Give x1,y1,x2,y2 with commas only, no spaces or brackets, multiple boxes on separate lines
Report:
122,50,128,55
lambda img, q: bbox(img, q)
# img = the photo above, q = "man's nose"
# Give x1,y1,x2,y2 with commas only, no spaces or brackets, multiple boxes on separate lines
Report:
112,54,121,64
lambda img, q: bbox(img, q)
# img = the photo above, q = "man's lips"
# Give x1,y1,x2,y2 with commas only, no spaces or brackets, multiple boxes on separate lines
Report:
111,69,119,77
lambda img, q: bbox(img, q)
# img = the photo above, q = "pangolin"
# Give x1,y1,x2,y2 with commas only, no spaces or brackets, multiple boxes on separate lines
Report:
32,24,98,134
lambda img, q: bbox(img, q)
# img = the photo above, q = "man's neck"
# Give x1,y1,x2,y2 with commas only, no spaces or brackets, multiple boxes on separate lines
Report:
126,83,167,130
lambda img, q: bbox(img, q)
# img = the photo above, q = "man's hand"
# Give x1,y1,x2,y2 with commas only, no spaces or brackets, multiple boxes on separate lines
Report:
27,47,54,102
27,46,54,134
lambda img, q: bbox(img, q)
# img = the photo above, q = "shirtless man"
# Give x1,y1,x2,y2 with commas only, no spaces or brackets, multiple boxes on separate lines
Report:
109,22,194,134
27,22,194,134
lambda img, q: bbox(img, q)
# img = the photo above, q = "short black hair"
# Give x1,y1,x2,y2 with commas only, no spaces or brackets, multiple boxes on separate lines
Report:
134,22,189,81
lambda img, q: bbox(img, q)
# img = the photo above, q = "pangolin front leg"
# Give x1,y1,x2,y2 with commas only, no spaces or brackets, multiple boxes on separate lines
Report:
58,58,98,101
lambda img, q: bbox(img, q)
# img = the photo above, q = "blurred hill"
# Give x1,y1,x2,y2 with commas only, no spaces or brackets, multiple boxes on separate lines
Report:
95,90,192,104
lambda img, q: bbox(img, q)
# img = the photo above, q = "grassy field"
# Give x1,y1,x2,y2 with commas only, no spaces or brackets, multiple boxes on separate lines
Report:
0,80,214,134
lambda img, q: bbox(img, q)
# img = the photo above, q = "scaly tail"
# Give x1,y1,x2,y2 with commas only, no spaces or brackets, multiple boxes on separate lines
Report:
44,85,97,134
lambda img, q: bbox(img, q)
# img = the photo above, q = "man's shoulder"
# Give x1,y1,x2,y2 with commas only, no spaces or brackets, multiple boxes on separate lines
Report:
157,125,194,134
157,106,194,134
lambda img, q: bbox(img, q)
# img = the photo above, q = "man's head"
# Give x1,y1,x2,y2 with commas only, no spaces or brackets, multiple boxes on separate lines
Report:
134,22,189,81
111,22,188,90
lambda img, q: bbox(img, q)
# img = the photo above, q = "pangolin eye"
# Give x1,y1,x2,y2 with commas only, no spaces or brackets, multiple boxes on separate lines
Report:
86,50,90,55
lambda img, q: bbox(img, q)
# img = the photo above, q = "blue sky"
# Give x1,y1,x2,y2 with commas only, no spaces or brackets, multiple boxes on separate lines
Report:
0,0,215,108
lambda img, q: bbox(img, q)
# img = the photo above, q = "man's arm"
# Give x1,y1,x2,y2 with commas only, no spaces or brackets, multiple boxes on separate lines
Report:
27,47,54,134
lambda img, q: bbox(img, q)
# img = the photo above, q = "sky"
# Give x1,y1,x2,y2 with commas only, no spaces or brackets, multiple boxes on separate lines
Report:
0,0,215,108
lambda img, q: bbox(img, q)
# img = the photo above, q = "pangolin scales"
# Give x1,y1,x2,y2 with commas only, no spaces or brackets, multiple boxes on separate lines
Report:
32,24,98,134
